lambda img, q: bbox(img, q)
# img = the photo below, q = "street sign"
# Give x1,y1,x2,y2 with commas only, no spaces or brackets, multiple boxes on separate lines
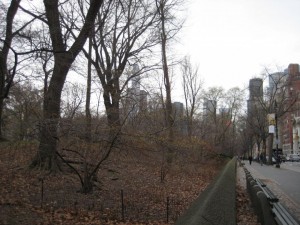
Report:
268,113,276,125
269,125,275,134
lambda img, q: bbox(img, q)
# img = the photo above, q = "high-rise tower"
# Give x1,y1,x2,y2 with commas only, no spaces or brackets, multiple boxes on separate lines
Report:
131,64,140,97
249,78,263,100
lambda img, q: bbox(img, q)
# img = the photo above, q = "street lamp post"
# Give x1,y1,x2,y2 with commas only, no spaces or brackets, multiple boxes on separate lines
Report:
275,101,280,168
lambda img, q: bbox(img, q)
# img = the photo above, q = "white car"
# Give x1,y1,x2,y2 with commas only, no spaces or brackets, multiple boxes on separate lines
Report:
288,154,300,162
266,156,277,163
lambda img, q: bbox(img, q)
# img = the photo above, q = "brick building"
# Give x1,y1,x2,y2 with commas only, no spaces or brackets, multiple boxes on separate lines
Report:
281,64,300,155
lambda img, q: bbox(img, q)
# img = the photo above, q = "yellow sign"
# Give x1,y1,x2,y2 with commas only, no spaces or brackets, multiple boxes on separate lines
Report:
268,113,275,125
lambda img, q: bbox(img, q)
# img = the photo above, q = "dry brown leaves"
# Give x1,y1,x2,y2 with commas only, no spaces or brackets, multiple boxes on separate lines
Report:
0,142,254,225
236,184,261,225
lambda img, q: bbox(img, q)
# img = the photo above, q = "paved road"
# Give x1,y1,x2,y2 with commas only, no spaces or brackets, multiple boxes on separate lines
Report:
244,161,300,220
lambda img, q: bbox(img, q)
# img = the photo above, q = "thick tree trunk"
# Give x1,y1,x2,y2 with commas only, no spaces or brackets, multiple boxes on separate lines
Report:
103,93,121,141
31,0,104,171
31,54,70,170
80,165,93,194
32,124,59,170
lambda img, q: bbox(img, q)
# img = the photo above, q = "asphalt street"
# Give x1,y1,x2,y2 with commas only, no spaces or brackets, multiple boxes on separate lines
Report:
244,160,300,220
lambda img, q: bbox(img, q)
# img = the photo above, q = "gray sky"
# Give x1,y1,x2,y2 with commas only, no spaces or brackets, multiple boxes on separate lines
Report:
175,0,300,92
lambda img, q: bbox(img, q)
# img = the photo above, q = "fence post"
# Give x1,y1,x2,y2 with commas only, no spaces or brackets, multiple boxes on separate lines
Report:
39,178,44,208
121,190,125,221
167,196,169,223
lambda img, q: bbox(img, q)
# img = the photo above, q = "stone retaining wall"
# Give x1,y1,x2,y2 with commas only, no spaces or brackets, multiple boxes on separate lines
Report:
175,157,237,225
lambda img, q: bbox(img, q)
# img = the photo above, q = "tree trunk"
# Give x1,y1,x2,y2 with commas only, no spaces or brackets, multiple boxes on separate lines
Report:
81,164,93,194
162,37,174,143
103,92,121,140
159,1,174,163
187,118,193,139
85,35,92,143
31,54,70,170
267,134,274,164
0,98,4,141
263,139,266,151
31,0,104,171
0,52,5,140
0,0,21,140
159,2,173,140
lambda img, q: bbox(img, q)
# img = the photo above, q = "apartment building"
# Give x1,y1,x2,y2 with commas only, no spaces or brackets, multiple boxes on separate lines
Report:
281,64,300,155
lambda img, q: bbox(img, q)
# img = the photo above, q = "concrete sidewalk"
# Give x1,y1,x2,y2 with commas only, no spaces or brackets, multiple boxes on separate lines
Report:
280,161,300,173
241,160,300,221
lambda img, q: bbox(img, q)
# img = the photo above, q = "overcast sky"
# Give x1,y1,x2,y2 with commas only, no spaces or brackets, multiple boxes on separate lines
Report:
174,0,300,94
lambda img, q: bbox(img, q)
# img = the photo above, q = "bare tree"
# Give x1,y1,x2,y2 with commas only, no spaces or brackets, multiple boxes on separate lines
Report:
202,87,224,147
82,0,159,139
222,87,245,155
181,56,203,138
246,68,298,164
85,35,92,143
202,86,245,155
1,1,52,142
0,0,22,141
155,0,184,164
156,0,172,143
30,0,104,170
4,82,43,141
61,83,85,120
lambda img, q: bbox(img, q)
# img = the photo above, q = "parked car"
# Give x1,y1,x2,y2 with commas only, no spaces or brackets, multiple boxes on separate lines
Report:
289,154,300,162
280,155,286,162
266,156,277,164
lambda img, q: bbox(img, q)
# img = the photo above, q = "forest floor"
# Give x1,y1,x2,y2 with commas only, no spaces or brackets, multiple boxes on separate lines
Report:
0,142,259,225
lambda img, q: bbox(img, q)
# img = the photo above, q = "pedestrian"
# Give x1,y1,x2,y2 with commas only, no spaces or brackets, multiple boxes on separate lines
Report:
248,155,252,165
260,153,263,166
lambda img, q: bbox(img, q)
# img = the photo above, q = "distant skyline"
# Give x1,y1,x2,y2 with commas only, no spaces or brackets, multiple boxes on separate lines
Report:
6,1,299,104
174,0,300,97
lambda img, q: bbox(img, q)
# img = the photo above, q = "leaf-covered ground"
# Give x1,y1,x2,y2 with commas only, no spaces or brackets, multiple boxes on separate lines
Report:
0,142,258,224
236,164,261,225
